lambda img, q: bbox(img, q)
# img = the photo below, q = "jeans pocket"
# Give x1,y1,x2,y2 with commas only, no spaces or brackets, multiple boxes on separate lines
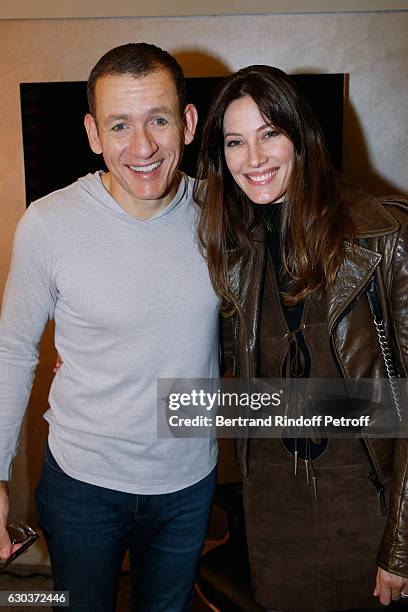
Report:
43,444,65,476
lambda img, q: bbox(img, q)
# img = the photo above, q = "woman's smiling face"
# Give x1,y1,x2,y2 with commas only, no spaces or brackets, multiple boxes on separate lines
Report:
223,95,294,205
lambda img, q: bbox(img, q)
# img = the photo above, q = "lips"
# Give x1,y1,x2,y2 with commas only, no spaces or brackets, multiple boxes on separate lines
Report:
128,160,162,173
245,168,278,183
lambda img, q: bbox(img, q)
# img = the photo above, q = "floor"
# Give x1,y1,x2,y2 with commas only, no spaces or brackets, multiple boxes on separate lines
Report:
0,564,211,612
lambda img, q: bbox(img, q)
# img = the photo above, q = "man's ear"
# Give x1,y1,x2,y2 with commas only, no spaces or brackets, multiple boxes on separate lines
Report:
84,113,103,154
183,104,198,145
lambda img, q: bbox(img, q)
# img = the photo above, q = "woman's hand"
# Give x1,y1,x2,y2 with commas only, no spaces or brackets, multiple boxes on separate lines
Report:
374,566,408,605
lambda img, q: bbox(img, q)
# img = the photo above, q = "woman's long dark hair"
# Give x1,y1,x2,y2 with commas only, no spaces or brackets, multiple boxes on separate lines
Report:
195,65,353,310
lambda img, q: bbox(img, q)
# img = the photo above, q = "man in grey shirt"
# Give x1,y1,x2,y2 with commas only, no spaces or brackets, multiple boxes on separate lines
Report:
0,43,219,611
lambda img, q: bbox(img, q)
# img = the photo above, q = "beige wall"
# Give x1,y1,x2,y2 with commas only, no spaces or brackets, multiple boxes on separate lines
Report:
0,10,407,554
1,0,407,19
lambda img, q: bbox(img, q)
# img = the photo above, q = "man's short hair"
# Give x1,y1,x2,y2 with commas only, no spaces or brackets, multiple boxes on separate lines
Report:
87,42,187,119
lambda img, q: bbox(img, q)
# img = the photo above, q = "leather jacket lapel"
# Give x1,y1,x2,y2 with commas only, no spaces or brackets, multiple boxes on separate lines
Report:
327,242,382,334
327,195,399,334
228,229,266,378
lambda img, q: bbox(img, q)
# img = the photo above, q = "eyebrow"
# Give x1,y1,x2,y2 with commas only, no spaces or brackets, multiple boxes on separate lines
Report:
104,106,173,125
257,122,273,132
224,123,273,138
147,106,173,115
104,114,131,126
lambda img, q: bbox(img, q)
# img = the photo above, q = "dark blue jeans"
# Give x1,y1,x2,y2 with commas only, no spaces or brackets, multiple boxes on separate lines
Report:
35,446,216,612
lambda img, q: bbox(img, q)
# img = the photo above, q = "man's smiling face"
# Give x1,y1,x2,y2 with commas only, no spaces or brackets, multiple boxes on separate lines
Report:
85,69,197,219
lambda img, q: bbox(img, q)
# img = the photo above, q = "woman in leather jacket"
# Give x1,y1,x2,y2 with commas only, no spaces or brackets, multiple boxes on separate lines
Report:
195,65,408,611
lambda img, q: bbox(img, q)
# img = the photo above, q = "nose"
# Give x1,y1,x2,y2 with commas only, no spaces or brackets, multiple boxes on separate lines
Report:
129,126,159,159
247,141,268,168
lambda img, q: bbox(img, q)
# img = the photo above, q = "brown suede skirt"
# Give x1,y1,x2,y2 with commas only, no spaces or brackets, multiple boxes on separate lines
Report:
243,438,387,612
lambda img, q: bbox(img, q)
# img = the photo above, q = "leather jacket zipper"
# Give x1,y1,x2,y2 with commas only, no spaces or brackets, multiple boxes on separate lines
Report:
330,276,387,516
368,469,387,516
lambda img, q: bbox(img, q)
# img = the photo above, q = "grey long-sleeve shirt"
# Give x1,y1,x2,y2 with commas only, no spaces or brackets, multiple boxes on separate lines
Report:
0,172,219,493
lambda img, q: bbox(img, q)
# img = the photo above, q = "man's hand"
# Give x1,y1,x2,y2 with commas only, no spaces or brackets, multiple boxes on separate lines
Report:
374,566,408,605
0,481,12,561
53,352,63,373
0,482,24,563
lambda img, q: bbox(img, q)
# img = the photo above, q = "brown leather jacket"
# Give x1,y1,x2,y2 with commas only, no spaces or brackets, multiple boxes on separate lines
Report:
227,193,408,578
